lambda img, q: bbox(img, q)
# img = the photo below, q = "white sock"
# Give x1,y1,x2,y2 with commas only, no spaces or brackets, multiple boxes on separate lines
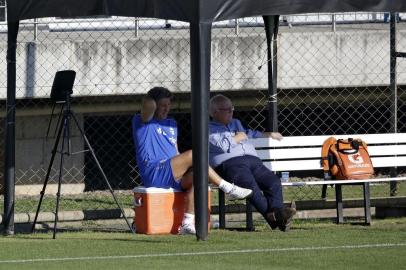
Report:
182,213,195,225
218,179,234,193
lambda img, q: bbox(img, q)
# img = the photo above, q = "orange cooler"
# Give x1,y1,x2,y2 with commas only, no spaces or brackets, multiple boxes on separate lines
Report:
133,187,211,234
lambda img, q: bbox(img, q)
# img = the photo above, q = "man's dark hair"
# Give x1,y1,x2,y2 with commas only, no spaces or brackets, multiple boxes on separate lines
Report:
147,87,173,102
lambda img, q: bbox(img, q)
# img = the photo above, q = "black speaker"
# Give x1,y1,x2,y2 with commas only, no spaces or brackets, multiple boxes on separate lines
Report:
50,70,76,102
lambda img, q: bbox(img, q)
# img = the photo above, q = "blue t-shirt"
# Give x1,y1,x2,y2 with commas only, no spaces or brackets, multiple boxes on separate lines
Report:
132,114,178,184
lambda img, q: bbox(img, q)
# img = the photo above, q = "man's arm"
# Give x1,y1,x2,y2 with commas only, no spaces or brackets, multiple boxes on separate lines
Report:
262,132,283,141
141,96,156,123
234,132,248,143
234,130,283,142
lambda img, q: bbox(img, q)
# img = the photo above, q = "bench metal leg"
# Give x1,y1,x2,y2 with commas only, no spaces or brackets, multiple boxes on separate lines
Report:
390,167,398,196
218,190,226,229
245,200,255,231
321,184,328,200
335,184,344,224
363,182,371,225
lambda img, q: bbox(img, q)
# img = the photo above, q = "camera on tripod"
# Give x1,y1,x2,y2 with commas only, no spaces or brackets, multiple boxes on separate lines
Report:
46,70,76,139
50,70,76,103
33,70,133,238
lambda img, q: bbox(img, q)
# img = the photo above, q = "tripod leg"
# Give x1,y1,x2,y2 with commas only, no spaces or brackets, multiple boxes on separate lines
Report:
53,118,69,239
32,115,65,233
71,113,135,233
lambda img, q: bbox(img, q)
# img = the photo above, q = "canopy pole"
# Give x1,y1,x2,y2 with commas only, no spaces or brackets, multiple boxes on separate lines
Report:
389,13,398,196
263,15,280,132
190,22,212,241
4,21,19,235
390,13,398,134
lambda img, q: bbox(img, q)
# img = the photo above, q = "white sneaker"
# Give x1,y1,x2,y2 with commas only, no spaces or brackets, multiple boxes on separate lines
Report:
178,223,196,235
226,184,253,201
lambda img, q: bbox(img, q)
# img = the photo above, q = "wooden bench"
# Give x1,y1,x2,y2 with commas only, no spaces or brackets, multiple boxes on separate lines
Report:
218,133,406,230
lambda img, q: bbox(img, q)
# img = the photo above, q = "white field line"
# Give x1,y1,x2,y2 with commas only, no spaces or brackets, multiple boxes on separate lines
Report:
0,243,405,264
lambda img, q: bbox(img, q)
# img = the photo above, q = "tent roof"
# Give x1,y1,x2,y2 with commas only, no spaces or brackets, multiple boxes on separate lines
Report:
8,0,406,23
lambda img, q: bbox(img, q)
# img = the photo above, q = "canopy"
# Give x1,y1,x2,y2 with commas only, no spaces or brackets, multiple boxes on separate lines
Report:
8,0,406,23
5,0,406,240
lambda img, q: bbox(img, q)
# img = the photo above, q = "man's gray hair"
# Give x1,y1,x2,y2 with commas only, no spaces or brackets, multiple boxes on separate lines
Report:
209,94,231,117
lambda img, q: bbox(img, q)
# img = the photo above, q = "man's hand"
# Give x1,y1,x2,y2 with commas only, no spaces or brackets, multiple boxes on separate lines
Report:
141,96,156,123
234,132,248,143
264,132,283,141
270,132,283,141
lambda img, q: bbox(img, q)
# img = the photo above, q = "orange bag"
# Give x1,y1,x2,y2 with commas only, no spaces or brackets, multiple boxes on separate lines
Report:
321,137,374,180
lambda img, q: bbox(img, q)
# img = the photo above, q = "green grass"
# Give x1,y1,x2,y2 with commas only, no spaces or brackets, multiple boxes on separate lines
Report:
1,193,134,213
1,218,406,270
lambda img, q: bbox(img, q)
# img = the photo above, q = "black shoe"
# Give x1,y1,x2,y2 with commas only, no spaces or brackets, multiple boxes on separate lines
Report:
274,201,296,232
265,212,278,230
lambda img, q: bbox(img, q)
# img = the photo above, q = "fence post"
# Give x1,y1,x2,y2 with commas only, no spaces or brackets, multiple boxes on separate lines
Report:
33,18,38,42
190,22,212,241
4,21,19,235
134,18,139,37
234,19,239,35
263,15,279,132
389,13,398,196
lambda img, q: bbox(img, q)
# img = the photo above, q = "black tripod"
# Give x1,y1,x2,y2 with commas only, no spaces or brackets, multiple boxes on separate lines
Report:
32,71,134,238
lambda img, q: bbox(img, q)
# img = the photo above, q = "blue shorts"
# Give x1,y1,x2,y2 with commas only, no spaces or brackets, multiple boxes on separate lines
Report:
140,159,183,190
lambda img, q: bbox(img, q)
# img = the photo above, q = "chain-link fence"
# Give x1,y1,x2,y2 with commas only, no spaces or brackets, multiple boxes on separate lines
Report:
1,13,406,228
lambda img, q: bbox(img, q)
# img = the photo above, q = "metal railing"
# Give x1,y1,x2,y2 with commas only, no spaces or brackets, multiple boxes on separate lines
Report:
2,12,405,32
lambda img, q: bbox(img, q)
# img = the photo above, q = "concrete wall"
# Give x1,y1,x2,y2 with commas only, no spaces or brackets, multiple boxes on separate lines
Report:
279,30,391,88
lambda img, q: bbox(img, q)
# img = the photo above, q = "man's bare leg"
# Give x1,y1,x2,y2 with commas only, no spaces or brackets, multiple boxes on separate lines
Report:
170,150,193,180
178,169,195,235
171,151,252,234
171,150,252,199
180,171,194,214
208,166,224,186
170,150,235,185
170,150,225,184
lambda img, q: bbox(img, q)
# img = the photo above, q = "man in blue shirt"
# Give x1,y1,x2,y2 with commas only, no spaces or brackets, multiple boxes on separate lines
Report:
209,94,296,232
132,87,253,235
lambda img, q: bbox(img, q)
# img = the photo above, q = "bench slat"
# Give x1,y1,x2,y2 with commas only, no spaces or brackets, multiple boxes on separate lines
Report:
256,145,406,160
251,133,406,148
281,177,406,186
264,156,406,172
257,148,321,160
371,156,406,167
263,160,321,171
369,145,406,156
